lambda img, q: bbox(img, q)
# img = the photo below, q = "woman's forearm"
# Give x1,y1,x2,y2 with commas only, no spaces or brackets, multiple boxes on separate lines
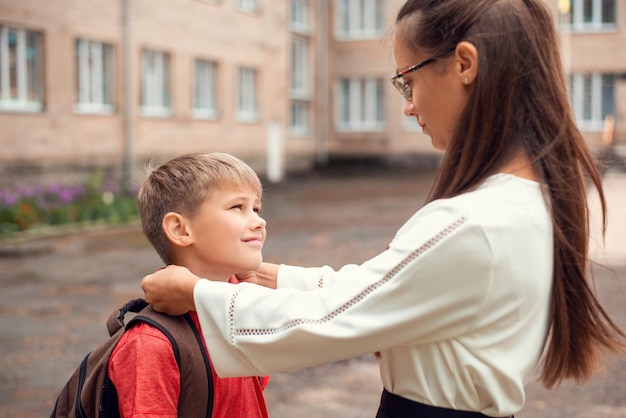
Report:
253,262,279,289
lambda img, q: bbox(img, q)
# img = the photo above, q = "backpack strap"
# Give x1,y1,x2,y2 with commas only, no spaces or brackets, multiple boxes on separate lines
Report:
51,298,149,418
128,305,214,418
106,298,149,336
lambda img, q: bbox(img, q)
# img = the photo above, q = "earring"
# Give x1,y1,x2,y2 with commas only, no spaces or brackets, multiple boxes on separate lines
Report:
463,77,470,85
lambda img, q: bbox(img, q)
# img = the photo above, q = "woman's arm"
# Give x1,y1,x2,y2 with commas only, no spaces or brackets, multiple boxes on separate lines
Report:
142,265,199,315
142,263,280,314
236,262,279,289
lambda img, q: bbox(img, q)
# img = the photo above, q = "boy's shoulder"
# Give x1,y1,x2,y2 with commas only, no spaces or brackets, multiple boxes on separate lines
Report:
50,299,214,418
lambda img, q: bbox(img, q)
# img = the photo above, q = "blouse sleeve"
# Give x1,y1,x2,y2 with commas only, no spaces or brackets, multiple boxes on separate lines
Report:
194,209,494,378
275,264,357,290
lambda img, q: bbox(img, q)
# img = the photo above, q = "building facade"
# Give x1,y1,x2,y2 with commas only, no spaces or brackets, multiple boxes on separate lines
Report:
0,0,623,187
552,0,626,150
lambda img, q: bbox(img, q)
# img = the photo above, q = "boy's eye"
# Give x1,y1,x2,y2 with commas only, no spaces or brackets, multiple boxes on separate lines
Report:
254,207,262,214
231,204,243,210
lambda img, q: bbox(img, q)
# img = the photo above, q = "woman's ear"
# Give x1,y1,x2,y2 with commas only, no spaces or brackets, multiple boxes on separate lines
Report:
455,41,478,85
162,212,194,247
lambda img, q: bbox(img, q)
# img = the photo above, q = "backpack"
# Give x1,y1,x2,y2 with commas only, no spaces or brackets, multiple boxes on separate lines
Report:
50,298,214,418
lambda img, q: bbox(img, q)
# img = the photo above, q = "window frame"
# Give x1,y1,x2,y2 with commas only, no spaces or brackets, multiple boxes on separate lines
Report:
290,36,309,99
236,66,259,122
140,48,172,118
290,100,309,136
236,0,259,14
289,0,309,33
569,72,616,131
192,58,219,120
335,0,384,40
567,0,616,32
75,38,115,114
0,25,44,113
336,77,385,132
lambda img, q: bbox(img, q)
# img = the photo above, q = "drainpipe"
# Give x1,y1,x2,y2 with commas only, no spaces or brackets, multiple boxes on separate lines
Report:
315,0,329,166
122,0,134,193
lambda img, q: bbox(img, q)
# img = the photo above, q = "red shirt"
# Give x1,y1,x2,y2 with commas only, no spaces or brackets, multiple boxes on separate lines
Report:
108,279,269,418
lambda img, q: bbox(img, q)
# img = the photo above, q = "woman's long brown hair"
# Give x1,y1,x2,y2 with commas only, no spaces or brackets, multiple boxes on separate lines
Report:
396,0,625,388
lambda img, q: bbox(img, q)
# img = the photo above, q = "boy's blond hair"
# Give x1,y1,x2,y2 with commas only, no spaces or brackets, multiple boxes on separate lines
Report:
137,152,263,264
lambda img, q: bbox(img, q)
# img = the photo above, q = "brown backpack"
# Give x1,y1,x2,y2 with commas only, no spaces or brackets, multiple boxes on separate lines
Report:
50,298,213,418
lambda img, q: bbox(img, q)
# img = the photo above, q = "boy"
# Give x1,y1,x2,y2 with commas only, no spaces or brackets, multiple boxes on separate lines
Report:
109,152,269,417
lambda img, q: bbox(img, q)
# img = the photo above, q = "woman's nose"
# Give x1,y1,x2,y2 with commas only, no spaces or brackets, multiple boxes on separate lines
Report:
403,100,415,117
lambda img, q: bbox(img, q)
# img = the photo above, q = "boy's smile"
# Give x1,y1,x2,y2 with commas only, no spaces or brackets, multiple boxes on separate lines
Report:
181,184,266,281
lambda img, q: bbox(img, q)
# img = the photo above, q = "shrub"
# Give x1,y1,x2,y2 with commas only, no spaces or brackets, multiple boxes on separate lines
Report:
0,172,139,238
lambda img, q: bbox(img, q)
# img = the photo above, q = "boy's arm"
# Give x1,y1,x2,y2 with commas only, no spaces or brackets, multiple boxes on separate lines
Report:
108,324,180,417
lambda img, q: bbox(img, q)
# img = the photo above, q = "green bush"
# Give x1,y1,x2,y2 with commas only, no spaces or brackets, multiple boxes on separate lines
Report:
0,172,139,238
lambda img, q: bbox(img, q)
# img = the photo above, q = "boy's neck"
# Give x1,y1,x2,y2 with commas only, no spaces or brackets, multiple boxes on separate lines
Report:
172,257,233,283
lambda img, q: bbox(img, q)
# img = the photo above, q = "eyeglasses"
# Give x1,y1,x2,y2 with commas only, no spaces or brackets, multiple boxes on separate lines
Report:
390,57,437,102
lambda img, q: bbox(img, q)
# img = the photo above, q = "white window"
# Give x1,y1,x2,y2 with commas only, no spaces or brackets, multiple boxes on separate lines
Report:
569,73,615,131
193,59,218,119
568,0,616,31
335,0,384,40
290,101,309,136
336,78,385,131
236,67,258,122
141,49,171,117
237,0,258,13
75,39,114,114
289,0,309,33
290,36,308,98
0,26,43,112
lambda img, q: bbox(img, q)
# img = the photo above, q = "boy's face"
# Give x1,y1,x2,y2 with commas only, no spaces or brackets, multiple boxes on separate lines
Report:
183,184,266,280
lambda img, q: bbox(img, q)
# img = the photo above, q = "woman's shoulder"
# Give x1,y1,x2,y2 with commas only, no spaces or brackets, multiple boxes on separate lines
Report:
428,174,544,215
400,174,548,237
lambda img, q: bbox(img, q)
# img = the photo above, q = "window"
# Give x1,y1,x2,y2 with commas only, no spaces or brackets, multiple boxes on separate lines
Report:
337,78,384,131
569,73,615,131
75,39,114,114
193,59,218,119
290,101,309,136
336,0,384,40
236,67,258,122
289,0,309,32
141,49,171,117
237,0,258,13
290,36,309,135
0,25,43,112
568,0,616,31
290,36,308,98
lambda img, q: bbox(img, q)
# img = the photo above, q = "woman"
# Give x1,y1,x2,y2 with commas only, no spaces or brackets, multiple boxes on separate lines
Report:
142,1,625,416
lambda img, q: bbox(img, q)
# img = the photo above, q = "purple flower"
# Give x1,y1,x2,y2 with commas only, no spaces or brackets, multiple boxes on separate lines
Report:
58,188,75,204
0,189,20,206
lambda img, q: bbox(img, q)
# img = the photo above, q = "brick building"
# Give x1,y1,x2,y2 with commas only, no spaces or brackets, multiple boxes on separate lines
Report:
0,0,623,187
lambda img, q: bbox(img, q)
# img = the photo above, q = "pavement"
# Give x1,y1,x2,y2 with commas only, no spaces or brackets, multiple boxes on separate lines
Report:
0,163,625,417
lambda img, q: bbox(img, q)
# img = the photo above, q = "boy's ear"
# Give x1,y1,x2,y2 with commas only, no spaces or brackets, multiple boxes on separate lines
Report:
162,212,194,247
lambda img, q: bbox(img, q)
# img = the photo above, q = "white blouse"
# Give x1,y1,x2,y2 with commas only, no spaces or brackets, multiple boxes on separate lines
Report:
194,173,554,416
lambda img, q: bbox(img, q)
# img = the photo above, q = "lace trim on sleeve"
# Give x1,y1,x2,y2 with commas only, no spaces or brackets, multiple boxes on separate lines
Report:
231,217,466,340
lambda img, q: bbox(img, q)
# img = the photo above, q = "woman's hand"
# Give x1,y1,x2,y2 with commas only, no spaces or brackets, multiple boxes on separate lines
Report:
235,262,279,289
141,265,199,315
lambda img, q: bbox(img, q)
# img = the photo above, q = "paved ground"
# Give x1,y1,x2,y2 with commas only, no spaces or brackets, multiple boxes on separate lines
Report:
0,163,625,417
